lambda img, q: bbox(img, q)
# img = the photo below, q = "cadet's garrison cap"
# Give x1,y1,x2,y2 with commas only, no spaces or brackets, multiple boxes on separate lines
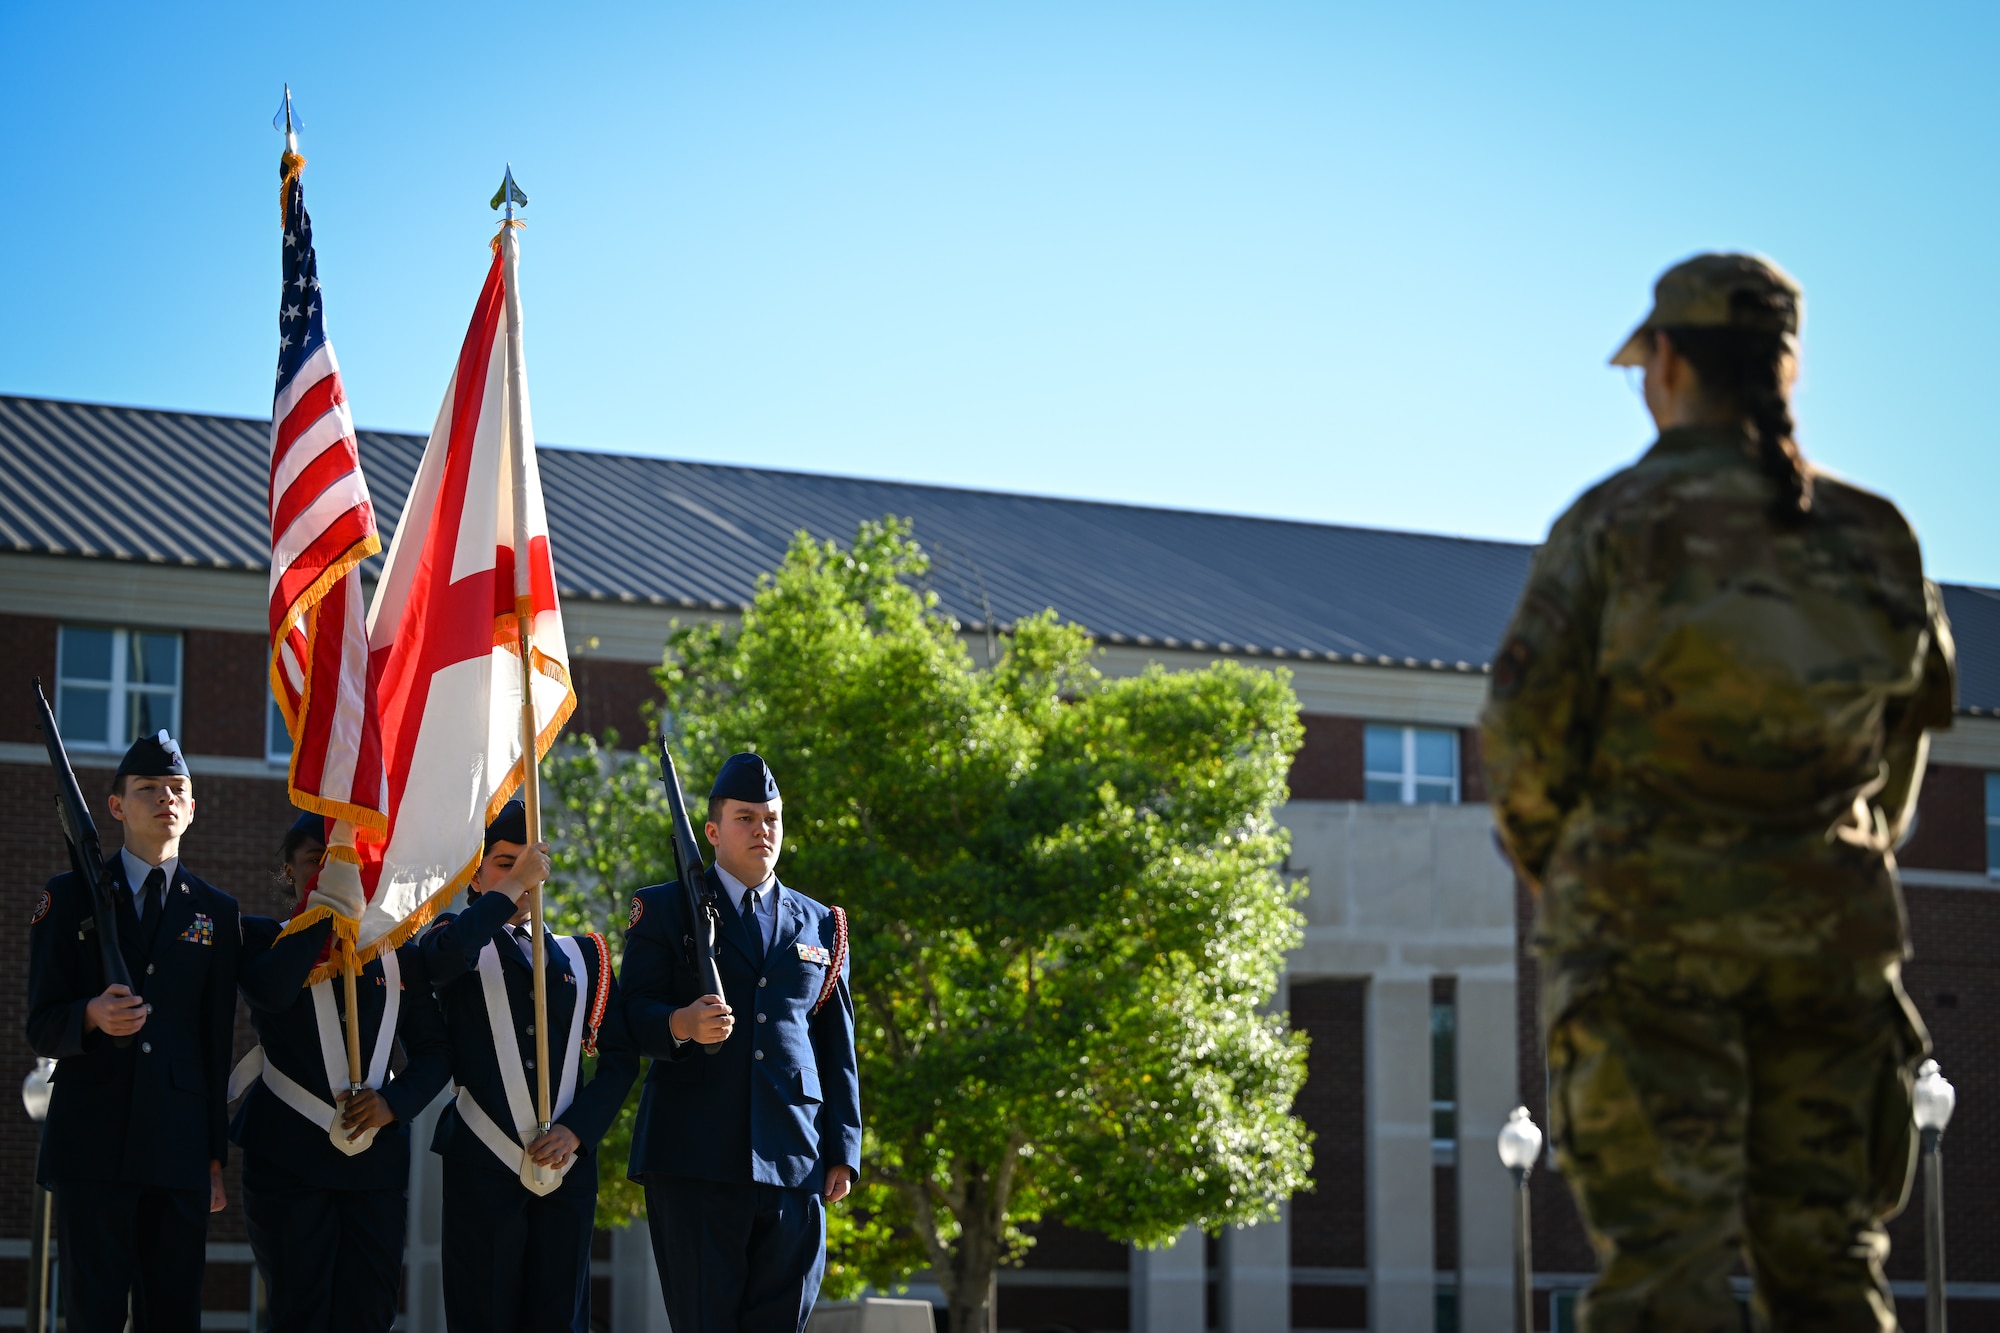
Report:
1610,253,1802,367
289,810,327,843
116,730,189,780
485,798,528,851
710,752,781,805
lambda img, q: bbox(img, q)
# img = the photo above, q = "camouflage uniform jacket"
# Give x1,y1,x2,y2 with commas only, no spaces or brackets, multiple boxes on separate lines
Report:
1482,425,1956,963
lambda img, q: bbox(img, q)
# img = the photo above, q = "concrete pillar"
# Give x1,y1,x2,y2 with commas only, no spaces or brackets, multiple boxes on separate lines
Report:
1454,972,1521,1333
1368,976,1435,1332
612,1221,672,1332
1129,1225,1205,1333
402,1093,450,1333
1219,1202,1289,1332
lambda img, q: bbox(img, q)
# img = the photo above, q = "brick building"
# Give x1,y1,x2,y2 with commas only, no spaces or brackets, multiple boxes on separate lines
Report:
2,393,1996,1332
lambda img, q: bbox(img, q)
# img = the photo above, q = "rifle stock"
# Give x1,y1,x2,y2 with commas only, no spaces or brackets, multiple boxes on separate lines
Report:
658,734,726,1055
31,680,135,1045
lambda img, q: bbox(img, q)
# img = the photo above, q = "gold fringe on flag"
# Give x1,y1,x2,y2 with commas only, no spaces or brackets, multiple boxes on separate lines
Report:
279,150,307,224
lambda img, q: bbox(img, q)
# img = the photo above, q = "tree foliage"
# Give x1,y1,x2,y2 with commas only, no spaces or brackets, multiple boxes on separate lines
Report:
545,518,1312,1328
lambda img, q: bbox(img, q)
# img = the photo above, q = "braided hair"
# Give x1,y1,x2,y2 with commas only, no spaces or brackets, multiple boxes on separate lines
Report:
1660,291,1812,518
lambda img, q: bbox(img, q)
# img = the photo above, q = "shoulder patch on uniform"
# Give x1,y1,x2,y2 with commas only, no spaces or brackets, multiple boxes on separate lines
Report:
628,896,644,929
423,915,454,939
29,890,50,926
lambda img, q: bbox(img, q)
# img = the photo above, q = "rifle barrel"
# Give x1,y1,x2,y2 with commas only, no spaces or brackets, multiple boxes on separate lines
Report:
659,738,726,1054
30,681,135,1007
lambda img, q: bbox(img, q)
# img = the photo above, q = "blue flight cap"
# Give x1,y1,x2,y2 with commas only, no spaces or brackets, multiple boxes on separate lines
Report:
289,810,327,843
485,798,528,851
116,729,189,780
709,752,780,805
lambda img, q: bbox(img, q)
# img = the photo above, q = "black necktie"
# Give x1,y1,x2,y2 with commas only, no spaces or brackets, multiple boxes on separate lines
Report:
511,925,534,962
742,890,765,965
138,867,164,946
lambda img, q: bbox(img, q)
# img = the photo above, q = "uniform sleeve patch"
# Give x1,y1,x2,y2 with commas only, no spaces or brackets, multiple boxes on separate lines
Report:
30,890,50,926
628,896,644,929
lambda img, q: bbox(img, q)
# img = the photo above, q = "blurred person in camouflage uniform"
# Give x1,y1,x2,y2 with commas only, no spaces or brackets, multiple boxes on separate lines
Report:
1483,252,1957,1332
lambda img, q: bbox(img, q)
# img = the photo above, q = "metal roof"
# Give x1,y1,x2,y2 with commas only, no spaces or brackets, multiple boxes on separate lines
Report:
3,394,1995,713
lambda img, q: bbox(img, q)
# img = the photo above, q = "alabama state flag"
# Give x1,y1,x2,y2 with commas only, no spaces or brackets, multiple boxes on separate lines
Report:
341,224,574,969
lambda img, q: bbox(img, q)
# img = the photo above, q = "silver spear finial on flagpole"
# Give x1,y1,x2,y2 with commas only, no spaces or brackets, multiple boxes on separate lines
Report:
491,164,529,223
273,84,303,155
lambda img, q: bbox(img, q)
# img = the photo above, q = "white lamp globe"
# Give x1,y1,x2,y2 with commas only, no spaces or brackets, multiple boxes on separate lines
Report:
1497,1105,1544,1172
1913,1059,1956,1134
20,1058,55,1124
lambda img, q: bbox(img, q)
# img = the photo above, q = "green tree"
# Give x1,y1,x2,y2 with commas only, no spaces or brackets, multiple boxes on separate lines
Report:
539,733,673,1228
641,518,1314,1333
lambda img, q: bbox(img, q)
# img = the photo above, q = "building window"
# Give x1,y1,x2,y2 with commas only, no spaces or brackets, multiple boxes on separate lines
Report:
1365,724,1460,804
1987,773,1999,878
267,697,294,764
55,626,181,751
1431,992,1457,1165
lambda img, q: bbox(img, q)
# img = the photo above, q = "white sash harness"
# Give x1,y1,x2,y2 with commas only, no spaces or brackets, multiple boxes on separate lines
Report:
227,950,402,1156
453,934,588,1195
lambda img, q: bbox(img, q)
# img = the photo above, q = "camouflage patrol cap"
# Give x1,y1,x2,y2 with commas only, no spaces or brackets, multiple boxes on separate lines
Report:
1609,252,1802,366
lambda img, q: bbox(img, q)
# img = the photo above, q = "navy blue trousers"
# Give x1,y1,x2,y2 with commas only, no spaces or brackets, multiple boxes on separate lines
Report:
54,1181,207,1333
440,1145,599,1333
242,1152,407,1333
644,1176,825,1333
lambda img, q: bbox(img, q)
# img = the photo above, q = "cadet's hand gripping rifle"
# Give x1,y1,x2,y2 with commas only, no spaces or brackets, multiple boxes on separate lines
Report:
31,679,136,1047
658,733,727,1055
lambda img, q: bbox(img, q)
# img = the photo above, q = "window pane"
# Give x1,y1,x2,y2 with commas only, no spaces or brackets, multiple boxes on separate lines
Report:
130,632,180,686
59,685,110,744
1364,725,1404,776
128,690,175,745
1987,774,1999,875
59,626,114,682
268,699,294,760
1413,779,1456,804
1413,727,1457,779
1431,1001,1456,1101
1365,778,1405,805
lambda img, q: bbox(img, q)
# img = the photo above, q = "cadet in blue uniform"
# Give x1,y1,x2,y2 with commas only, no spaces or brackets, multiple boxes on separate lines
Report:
232,811,452,1333
421,801,639,1333
25,732,242,1333
622,754,862,1333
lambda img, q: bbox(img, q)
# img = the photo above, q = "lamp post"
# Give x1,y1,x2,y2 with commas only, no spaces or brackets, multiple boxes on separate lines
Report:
1914,1059,1956,1333
22,1058,56,1333
1498,1105,1544,1333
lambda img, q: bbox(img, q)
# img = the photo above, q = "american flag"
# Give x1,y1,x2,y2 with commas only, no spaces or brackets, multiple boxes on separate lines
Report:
267,159,387,836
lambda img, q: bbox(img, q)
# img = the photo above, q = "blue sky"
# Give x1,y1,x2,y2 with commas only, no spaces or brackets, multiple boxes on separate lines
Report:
4,2,1995,583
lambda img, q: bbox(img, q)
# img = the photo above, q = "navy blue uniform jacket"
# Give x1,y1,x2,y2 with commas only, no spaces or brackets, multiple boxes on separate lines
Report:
26,856,241,1191
420,890,638,1172
232,916,451,1190
622,869,860,1193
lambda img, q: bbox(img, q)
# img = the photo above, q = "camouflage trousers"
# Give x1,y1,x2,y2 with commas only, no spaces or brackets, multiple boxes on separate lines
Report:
1543,946,1928,1333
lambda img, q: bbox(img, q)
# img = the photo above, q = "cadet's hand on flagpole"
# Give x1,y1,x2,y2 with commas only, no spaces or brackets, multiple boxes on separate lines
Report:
669,995,734,1043
824,1165,854,1203
209,1160,226,1213
337,1088,397,1140
84,984,148,1036
495,842,553,905
526,1124,580,1170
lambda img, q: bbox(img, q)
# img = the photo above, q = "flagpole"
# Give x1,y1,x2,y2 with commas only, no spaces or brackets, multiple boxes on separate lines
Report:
496,170,555,1165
